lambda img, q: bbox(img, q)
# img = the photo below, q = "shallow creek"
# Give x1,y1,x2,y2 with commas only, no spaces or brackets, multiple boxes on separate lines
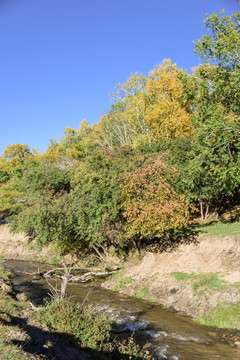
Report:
2,260,240,360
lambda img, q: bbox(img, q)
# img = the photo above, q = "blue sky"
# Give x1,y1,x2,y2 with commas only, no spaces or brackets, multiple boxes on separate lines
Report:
0,0,239,155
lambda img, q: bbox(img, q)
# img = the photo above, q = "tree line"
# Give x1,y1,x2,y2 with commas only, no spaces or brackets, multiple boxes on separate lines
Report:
0,9,239,259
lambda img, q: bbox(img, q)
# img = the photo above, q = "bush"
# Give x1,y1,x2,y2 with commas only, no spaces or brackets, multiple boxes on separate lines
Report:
37,299,111,351
36,298,151,359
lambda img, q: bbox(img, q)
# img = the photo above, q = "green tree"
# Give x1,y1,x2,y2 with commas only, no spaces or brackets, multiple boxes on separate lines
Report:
194,9,240,114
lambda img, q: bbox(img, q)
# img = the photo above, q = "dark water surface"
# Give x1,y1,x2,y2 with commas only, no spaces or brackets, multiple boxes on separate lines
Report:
2,260,240,360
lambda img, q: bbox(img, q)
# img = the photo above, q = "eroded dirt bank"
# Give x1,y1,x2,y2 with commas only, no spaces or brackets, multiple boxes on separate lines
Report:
0,223,61,263
102,235,240,320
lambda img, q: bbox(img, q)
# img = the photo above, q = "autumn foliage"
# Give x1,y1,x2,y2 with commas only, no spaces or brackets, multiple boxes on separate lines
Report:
121,156,190,240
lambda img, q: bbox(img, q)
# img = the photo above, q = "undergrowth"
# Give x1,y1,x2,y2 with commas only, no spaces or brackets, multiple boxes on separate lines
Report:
36,298,151,359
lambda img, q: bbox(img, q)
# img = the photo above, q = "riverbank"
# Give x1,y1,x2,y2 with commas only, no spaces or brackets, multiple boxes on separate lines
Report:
0,264,93,360
102,233,240,342
0,264,154,360
1,223,240,341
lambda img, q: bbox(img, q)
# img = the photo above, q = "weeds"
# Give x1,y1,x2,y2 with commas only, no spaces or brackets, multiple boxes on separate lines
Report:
171,272,227,295
113,277,134,291
195,302,240,329
36,299,112,351
36,298,151,359
134,284,149,299
0,264,11,280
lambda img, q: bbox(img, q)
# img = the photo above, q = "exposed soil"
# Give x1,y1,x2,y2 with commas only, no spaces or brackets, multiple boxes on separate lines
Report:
0,224,79,264
102,234,240,318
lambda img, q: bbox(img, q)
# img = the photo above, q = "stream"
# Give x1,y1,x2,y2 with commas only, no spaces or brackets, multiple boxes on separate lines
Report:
2,259,240,360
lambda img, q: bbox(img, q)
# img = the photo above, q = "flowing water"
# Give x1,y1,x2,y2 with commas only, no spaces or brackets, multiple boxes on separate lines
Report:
2,260,240,360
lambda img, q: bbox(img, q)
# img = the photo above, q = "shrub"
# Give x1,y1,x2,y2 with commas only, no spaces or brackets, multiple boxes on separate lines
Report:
36,299,111,351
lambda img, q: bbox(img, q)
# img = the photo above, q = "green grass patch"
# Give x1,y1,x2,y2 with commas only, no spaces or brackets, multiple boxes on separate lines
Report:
111,268,125,280
0,264,11,280
134,284,149,299
0,275,32,359
49,256,60,265
0,338,35,360
171,272,227,295
195,221,240,236
113,277,134,291
195,302,240,329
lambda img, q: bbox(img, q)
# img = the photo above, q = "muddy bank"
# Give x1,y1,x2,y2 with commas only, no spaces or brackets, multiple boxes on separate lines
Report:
102,235,240,324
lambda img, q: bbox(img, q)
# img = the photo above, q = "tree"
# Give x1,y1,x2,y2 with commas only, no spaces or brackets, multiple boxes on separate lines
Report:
194,9,240,114
0,144,33,212
185,9,240,218
121,155,190,249
99,73,150,148
72,147,145,256
144,60,193,141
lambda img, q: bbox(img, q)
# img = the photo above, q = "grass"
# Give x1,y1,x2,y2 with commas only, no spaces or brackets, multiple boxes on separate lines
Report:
172,270,240,330
134,284,149,299
0,266,35,360
195,301,240,329
111,268,125,280
171,272,228,295
0,264,11,280
195,220,240,236
113,277,134,291
49,256,60,265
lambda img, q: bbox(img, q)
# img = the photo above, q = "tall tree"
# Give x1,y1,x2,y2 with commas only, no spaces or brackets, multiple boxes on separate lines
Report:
144,60,193,141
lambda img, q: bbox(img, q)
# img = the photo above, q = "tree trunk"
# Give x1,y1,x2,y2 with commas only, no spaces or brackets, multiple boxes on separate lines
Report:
60,256,70,300
200,201,204,221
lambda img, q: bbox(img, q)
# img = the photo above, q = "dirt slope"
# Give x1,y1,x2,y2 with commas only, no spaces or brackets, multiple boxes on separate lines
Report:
103,235,240,317
0,224,60,263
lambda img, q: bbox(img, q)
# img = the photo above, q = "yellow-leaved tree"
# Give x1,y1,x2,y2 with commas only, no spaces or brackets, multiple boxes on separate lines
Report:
145,60,193,141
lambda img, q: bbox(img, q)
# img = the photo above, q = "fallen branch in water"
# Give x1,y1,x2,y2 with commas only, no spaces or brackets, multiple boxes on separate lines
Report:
70,270,119,283
25,266,121,283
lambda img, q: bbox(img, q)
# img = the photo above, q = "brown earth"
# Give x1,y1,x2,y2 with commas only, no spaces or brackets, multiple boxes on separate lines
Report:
102,234,240,318
0,223,62,263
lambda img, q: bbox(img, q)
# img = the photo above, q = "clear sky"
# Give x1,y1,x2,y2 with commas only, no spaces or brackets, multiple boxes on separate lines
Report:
0,0,239,155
